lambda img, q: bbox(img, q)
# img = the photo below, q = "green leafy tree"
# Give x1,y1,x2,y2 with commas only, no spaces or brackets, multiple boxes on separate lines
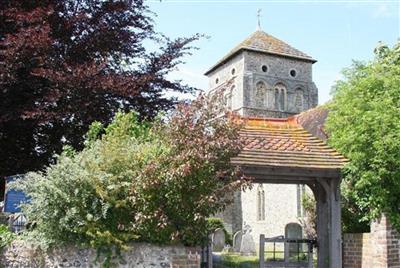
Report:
326,41,400,230
11,95,248,253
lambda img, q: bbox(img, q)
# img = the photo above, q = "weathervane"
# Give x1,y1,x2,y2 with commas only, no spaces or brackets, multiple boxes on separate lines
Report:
257,9,262,30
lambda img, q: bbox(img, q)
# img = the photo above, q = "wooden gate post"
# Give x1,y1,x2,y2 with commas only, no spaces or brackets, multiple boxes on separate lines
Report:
329,177,342,268
259,234,265,268
308,241,313,268
316,181,329,268
317,177,342,268
208,234,213,268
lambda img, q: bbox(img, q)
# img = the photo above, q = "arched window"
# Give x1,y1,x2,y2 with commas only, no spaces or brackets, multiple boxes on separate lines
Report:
279,89,286,110
266,88,274,109
297,184,306,217
224,86,234,110
255,81,267,108
257,184,265,221
218,87,226,109
274,88,280,110
274,83,287,111
294,88,304,112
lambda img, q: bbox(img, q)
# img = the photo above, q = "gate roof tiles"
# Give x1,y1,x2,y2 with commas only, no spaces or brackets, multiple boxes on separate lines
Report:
232,116,348,170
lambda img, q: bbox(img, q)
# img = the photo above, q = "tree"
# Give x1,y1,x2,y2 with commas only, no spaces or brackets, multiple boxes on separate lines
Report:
0,0,200,177
12,95,248,255
326,41,400,230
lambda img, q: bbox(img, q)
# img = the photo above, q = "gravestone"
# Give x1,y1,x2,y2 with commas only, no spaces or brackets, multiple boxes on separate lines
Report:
240,225,256,255
212,228,225,252
285,223,303,260
233,231,242,252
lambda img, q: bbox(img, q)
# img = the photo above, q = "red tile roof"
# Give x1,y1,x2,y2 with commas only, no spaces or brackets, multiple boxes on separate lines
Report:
231,117,347,170
205,30,316,75
296,106,329,141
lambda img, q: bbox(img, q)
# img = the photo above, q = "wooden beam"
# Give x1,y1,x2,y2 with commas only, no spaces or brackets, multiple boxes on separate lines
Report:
251,176,316,185
316,182,329,268
239,165,341,179
329,177,342,267
259,234,265,268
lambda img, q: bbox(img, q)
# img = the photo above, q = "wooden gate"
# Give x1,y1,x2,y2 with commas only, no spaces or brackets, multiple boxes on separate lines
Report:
259,234,316,268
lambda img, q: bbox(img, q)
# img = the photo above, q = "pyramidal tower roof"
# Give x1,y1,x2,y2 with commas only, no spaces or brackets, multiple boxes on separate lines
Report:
205,30,316,75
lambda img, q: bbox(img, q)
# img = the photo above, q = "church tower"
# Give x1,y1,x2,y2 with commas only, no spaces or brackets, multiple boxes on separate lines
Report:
204,30,318,118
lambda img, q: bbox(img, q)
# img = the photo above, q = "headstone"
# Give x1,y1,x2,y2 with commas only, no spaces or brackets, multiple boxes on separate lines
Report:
212,228,225,252
285,223,303,260
240,225,256,255
222,245,232,253
233,231,242,252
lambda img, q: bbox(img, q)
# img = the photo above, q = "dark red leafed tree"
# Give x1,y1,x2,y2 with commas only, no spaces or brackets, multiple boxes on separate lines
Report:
0,0,199,177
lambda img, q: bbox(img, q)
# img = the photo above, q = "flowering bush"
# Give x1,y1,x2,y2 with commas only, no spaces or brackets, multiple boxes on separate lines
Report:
12,95,248,251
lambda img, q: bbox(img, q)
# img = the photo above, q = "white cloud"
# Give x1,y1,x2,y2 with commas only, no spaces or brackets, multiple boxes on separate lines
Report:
343,2,396,19
372,3,395,19
168,67,208,90
164,67,208,101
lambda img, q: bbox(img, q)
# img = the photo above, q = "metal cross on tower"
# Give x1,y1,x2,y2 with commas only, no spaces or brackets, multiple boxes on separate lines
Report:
257,9,262,30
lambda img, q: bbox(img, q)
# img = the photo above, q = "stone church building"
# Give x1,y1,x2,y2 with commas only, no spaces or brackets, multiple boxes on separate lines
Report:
205,29,320,251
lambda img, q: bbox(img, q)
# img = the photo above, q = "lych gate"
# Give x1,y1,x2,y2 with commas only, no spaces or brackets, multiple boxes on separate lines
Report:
231,116,347,268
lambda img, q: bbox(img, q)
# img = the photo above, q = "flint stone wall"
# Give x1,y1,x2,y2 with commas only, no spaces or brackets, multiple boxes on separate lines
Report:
0,240,201,268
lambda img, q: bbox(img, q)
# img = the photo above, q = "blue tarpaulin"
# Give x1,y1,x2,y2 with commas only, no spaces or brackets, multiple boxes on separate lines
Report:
4,175,27,213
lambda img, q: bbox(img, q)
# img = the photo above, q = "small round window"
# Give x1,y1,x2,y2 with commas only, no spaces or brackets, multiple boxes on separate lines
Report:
231,68,236,75
261,65,268,73
215,78,219,84
290,69,297,77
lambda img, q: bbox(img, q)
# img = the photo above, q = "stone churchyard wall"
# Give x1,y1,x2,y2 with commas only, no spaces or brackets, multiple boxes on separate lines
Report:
0,240,201,268
343,214,400,268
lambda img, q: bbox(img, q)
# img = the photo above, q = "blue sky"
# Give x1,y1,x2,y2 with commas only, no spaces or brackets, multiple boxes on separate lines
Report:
147,0,399,104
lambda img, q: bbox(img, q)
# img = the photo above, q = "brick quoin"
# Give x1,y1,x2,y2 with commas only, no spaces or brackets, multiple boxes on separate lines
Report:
343,215,400,268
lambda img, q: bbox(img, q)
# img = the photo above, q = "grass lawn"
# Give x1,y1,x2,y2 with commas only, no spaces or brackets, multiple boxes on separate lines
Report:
213,254,259,268
213,252,316,268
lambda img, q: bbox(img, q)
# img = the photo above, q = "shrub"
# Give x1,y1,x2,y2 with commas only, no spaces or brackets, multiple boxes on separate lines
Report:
11,95,248,253
299,190,369,236
207,217,232,246
299,193,316,240
0,224,15,249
